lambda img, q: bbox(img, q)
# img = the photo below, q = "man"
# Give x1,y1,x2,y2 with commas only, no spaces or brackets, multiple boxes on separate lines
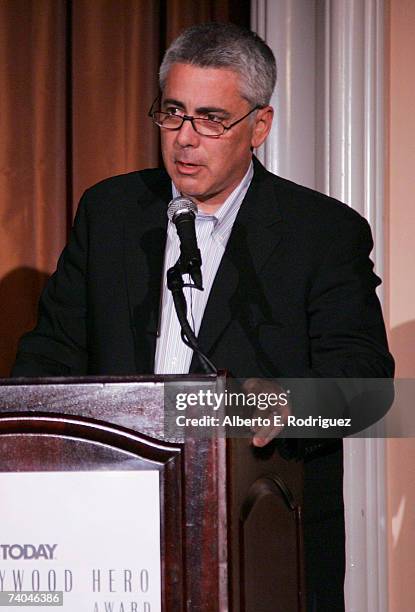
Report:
12,23,394,610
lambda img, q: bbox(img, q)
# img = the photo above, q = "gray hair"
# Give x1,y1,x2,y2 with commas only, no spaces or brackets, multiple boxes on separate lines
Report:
159,22,277,107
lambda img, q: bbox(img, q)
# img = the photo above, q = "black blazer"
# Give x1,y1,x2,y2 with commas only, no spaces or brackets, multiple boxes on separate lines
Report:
14,157,392,610
12,158,394,383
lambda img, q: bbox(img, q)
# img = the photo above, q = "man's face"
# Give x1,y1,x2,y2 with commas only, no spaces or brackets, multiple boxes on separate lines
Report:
160,63,273,212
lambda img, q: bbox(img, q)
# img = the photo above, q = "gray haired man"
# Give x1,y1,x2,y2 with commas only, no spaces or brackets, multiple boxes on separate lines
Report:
13,23,394,611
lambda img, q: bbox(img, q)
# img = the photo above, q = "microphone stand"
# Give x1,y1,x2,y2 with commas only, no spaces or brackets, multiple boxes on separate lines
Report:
167,260,217,375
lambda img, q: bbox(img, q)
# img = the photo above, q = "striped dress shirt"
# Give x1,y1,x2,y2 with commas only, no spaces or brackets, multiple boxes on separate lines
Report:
154,161,254,374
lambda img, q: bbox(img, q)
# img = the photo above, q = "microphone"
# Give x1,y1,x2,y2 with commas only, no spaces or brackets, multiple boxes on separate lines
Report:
167,196,203,289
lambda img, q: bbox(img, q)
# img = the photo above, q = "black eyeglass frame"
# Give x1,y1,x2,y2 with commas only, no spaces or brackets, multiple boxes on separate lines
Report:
148,96,263,138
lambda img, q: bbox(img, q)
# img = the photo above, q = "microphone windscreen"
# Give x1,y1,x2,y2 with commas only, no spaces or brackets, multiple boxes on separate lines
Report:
167,196,198,222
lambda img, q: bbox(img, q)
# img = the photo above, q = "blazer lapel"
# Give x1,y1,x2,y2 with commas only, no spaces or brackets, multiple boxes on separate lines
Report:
191,159,283,371
123,169,171,373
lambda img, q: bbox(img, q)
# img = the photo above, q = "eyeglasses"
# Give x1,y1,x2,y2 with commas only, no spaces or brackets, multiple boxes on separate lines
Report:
148,96,261,138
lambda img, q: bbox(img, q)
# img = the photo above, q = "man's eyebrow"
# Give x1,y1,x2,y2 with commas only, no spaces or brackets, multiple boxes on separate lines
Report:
162,98,185,108
195,106,231,118
161,98,231,117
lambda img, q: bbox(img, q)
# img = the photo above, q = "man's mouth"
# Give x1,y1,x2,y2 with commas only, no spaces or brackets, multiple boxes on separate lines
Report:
175,160,202,174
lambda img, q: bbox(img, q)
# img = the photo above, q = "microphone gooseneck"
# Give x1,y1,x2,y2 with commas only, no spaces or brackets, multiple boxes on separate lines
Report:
166,196,216,374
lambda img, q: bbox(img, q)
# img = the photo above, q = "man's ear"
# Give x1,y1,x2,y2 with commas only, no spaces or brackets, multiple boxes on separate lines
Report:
251,106,274,149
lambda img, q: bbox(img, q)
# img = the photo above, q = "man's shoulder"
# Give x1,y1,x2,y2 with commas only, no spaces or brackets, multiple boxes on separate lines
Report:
79,167,170,209
257,162,369,231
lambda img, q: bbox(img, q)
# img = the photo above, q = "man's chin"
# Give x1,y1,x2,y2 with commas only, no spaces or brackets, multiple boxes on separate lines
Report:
172,175,204,199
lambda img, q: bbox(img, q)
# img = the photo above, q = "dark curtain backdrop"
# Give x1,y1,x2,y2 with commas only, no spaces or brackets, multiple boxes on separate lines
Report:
0,0,249,376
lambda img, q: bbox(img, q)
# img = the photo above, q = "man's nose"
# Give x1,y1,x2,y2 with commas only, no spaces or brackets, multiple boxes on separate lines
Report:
175,117,200,147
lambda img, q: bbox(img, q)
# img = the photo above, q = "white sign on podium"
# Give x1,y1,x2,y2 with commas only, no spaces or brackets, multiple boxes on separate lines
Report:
0,471,161,611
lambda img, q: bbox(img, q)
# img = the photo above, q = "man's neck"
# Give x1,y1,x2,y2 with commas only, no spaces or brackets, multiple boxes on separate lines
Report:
173,160,254,215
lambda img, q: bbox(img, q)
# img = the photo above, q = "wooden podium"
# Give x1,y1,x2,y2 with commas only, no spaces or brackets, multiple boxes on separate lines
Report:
0,375,304,611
